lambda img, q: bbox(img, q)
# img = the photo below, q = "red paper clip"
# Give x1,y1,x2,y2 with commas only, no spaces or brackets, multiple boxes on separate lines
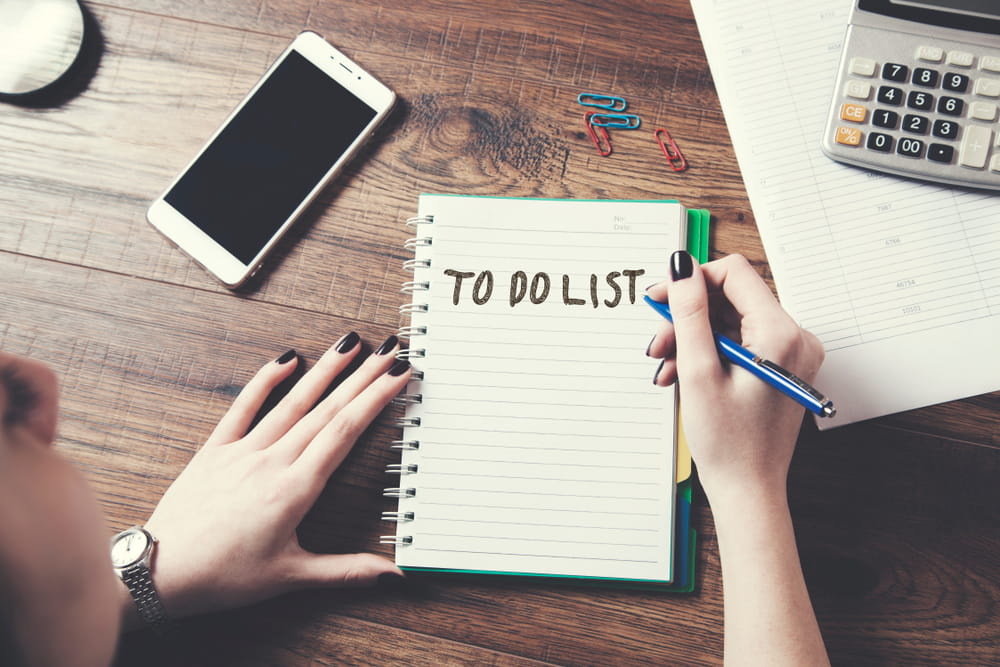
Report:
584,112,612,157
655,128,687,171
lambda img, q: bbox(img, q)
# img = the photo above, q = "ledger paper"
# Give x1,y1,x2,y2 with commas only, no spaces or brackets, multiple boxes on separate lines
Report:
690,0,1000,428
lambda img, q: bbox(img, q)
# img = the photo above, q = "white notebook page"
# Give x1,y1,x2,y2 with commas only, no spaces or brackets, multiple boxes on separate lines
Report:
395,196,680,581
690,0,1000,428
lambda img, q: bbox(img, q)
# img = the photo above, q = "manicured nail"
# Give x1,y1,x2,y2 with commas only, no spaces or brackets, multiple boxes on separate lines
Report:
645,335,656,357
275,349,297,364
670,250,693,281
375,335,398,356
652,359,665,385
376,572,407,590
387,358,411,376
335,331,360,353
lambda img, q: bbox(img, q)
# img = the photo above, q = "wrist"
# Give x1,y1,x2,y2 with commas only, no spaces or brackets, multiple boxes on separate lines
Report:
701,474,789,523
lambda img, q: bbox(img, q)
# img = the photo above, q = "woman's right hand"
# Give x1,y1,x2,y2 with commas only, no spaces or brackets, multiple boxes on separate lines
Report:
645,252,826,503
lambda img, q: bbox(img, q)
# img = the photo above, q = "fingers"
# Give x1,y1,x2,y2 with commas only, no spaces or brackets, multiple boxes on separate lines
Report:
246,332,364,447
205,350,301,446
654,251,724,387
291,552,403,589
292,358,411,485
699,254,787,326
273,335,403,461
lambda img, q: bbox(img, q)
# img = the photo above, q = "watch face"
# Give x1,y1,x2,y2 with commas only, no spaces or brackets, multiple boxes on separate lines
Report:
110,528,151,568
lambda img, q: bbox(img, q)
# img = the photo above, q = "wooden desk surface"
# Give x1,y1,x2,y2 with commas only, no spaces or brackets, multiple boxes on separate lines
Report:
1,1,997,665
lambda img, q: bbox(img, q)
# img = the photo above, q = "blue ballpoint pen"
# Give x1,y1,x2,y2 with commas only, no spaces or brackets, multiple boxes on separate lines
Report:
643,295,836,418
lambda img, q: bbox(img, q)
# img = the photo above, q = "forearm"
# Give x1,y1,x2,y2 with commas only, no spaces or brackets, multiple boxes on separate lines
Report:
708,485,829,667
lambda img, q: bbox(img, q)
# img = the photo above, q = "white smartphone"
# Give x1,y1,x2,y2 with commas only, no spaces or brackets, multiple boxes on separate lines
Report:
147,31,396,287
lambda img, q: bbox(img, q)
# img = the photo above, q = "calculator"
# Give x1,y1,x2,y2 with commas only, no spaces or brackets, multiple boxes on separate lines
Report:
822,0,1000,190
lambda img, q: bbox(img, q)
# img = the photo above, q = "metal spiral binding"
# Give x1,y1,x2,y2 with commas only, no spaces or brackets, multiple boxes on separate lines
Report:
400,281,430,293
391,393,423,406
399,303,428,315
405,214,434,227
383,212,431,551
390,440,419,450
403,258,431,271
397,325,427,338
403,237,432,250
383,487,416,498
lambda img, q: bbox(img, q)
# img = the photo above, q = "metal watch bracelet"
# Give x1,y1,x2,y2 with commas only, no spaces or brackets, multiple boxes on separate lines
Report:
120,560,170,633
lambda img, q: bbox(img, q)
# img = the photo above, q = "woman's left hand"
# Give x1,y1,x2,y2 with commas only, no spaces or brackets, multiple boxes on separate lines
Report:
135,333,410,624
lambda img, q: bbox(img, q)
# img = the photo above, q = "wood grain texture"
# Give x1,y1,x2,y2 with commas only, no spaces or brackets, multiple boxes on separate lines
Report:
0,0,997,665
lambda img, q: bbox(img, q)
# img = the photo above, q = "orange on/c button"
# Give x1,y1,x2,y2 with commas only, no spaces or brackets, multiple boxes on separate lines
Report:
835,126,863,146
840,103,867,122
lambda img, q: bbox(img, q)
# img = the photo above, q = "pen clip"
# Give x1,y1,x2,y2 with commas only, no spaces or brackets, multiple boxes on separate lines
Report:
757,358,836,417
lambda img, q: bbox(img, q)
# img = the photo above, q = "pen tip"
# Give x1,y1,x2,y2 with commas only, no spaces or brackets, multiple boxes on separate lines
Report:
821,404,837,418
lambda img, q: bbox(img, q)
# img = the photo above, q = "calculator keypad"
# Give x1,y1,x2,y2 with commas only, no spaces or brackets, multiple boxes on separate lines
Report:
824,27,1000,190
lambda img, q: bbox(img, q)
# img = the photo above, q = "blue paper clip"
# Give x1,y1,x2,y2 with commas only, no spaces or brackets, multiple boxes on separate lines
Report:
577,93,627,111
589,113,641,129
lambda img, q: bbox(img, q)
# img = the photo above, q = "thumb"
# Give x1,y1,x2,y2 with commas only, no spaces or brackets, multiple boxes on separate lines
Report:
665,251,724,384
293,552,403,589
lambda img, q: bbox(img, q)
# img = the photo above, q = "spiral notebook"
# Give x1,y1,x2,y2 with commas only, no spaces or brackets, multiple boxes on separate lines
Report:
384,195,704,586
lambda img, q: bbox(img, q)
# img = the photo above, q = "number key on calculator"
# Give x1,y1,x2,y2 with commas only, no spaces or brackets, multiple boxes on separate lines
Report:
821,1,1000,191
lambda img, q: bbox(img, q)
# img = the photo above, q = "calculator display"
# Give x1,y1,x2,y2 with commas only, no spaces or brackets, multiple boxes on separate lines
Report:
859,0,1000,33
892,1,1000,21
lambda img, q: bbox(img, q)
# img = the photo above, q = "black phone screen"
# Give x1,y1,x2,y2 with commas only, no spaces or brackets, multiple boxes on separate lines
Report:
164,50,378,264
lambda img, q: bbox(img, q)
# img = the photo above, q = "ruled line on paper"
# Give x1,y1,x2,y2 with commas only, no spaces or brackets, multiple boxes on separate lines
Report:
418,381,654,397
413,395,658,411
408,548,658,564
416,410,660,425
417,533,660,548
416,501,660,517
421,472,662,485
419,365,655,380
418,516,657,531
416,486,658,501
413,441,661,455
419,455,658,470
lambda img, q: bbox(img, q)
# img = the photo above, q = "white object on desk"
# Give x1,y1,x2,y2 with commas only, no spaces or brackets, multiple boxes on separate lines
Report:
690,0,1000,428
0,0,84,95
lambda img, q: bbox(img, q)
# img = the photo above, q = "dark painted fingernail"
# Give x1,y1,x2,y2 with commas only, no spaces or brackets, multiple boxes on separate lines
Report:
670,250,693,281
335,331,360,353
387,358,411,376
652,359,665,385
645,335,656,357
275,349,297,364
375,335,398,356
377,572,407,590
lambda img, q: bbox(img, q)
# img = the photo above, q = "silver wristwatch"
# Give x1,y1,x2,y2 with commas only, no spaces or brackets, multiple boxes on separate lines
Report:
110,526,170,633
